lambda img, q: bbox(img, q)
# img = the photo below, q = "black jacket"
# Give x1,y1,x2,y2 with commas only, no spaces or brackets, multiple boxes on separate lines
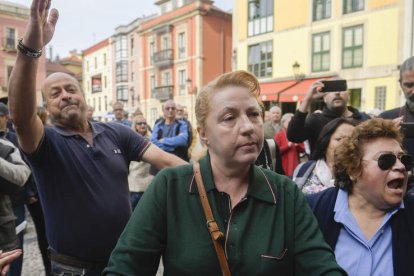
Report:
306,187,414,276
287,106,369,153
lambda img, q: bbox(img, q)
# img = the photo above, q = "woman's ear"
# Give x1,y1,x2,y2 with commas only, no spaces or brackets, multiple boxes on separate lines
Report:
197,127,209,145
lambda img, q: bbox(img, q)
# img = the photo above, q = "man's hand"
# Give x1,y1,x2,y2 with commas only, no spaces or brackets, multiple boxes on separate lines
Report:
23,0,59,50
298,80,326,113
0,249,22,276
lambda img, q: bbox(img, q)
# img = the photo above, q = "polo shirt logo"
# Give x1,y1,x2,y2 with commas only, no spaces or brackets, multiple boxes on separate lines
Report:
113,149,122,154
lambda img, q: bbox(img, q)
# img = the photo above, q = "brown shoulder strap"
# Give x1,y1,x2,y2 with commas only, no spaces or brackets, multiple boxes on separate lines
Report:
193,162,231,276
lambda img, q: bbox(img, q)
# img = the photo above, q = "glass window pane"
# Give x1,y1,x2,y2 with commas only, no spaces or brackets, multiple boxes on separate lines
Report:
354,27,363,45
322,33,330,50
248,22,253,36
254,19,260,35
343,50,352,67
322,53,330,70
326,0,331,17
314,35,321,52
260,17,266,33
344,29,353,47
267,16,274,32
354,48,363,66
313,54,321,71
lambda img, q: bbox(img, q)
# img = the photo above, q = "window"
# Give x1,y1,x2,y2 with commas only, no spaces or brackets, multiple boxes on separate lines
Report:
116,61,128,83
91,75,102,93
98,97,102,112
115,36,127,60
86,61,90,72
104,76,107,88
343,0,364,14
313,0,331,21
342,25,363,68
178,32,186,59
94,57,97,69
248,41,272,78
375,86,386,111
162,36,171,50
130,61,134,82
104,96,108,111
312,32,330,72
248,0,273,37
103,53,107,66
149,42,155,65
349,88,361,110
116,85,128,102
162,71,171,86
130,36,134,57
5,27,15,49
178,69,186,96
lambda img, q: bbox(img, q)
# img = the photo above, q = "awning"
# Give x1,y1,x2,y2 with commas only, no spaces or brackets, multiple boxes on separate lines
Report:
259,77,333,103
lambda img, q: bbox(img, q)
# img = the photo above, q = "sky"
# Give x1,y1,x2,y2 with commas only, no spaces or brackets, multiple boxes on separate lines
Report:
9,0,233,58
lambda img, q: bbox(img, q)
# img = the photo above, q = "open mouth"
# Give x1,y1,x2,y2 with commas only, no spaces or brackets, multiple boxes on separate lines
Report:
387,179,405,190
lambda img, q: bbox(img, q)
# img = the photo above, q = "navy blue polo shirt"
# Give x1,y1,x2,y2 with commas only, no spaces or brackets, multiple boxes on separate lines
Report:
25,122,150,263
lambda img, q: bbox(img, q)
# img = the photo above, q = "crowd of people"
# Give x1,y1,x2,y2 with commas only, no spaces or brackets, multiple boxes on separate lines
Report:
1,0,414,275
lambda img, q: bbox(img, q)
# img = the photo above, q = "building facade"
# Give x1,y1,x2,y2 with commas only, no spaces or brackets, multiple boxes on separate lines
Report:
83,38,113,120
0,1,46,105
233,0,413,113
138,0,232,125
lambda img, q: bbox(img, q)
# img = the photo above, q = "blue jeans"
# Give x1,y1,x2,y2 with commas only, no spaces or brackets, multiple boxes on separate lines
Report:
130,192,144,210
51,261,102,276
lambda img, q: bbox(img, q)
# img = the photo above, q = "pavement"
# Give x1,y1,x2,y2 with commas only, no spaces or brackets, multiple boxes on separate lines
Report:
22,214,45,276
21,212,164,276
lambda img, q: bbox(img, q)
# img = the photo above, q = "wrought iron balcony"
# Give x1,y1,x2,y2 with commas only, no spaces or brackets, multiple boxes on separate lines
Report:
153,49,173,67
153,85,173,102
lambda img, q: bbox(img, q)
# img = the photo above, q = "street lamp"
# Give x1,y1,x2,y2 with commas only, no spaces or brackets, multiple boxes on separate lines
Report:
292,61,305,81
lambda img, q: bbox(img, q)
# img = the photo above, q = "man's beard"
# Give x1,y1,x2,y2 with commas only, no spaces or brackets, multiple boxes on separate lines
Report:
406,94,414,111
329,100,347,115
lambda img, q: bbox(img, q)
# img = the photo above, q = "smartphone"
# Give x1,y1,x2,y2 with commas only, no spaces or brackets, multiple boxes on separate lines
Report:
320,80,348,93
401,122,414,138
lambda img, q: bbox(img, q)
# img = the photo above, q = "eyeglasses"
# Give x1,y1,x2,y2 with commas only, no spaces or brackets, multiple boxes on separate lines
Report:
136,122,146,126
364,153,414,171
165,107,176,111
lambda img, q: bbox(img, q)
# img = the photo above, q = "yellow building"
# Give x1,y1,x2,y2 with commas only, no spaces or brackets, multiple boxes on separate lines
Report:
233,0,412,113
83,39,113,120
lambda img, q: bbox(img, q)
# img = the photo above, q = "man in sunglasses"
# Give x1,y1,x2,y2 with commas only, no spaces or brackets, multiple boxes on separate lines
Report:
151,100,190,162
307,118,414,276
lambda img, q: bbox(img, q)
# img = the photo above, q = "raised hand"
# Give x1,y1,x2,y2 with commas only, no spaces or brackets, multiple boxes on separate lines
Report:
23,0,59,50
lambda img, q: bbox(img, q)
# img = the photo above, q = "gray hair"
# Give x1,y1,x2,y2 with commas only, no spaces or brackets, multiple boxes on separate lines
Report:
400,56,414,82
281,113,294,126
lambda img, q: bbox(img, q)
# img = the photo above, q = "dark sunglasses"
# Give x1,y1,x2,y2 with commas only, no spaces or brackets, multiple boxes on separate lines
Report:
368,153,414,171
136,122,147,126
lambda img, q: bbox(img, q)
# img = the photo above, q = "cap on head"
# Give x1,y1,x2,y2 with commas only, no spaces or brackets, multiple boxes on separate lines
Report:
0,103,9,116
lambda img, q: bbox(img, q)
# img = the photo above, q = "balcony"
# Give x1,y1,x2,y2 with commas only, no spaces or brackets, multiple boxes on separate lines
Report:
2,38,16,52
153,85,173,102
153,49,173,67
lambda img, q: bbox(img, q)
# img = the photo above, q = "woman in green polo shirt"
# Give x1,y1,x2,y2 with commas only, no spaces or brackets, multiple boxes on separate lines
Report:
104,71,345,275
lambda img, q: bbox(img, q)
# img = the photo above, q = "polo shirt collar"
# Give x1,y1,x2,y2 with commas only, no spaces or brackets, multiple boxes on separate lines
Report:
52,121,105,138
190,153,277,204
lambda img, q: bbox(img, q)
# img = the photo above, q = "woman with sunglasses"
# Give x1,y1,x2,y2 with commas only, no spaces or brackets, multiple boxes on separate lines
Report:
128,115,154,210
307,118,414,276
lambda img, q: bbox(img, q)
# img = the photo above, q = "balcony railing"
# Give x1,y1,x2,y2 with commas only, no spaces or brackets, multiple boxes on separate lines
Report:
153,49,173,67
153,85,173,102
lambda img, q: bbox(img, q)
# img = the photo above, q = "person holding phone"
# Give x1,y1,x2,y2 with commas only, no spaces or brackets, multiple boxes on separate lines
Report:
287,78,369,154
380,57,414,158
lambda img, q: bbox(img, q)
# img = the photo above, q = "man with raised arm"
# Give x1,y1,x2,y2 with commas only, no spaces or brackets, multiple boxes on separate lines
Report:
8,0,186,275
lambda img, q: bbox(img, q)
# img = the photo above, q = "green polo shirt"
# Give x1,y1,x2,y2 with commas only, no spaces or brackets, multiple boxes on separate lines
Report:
104,155,345,275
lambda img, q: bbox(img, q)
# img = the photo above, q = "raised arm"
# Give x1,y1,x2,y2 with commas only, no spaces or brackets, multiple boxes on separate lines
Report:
8,0,58,154
286,80,324,143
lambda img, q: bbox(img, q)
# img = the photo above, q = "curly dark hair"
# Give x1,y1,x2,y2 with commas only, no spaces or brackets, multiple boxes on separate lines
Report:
311,118,358,161
334,118,403,193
